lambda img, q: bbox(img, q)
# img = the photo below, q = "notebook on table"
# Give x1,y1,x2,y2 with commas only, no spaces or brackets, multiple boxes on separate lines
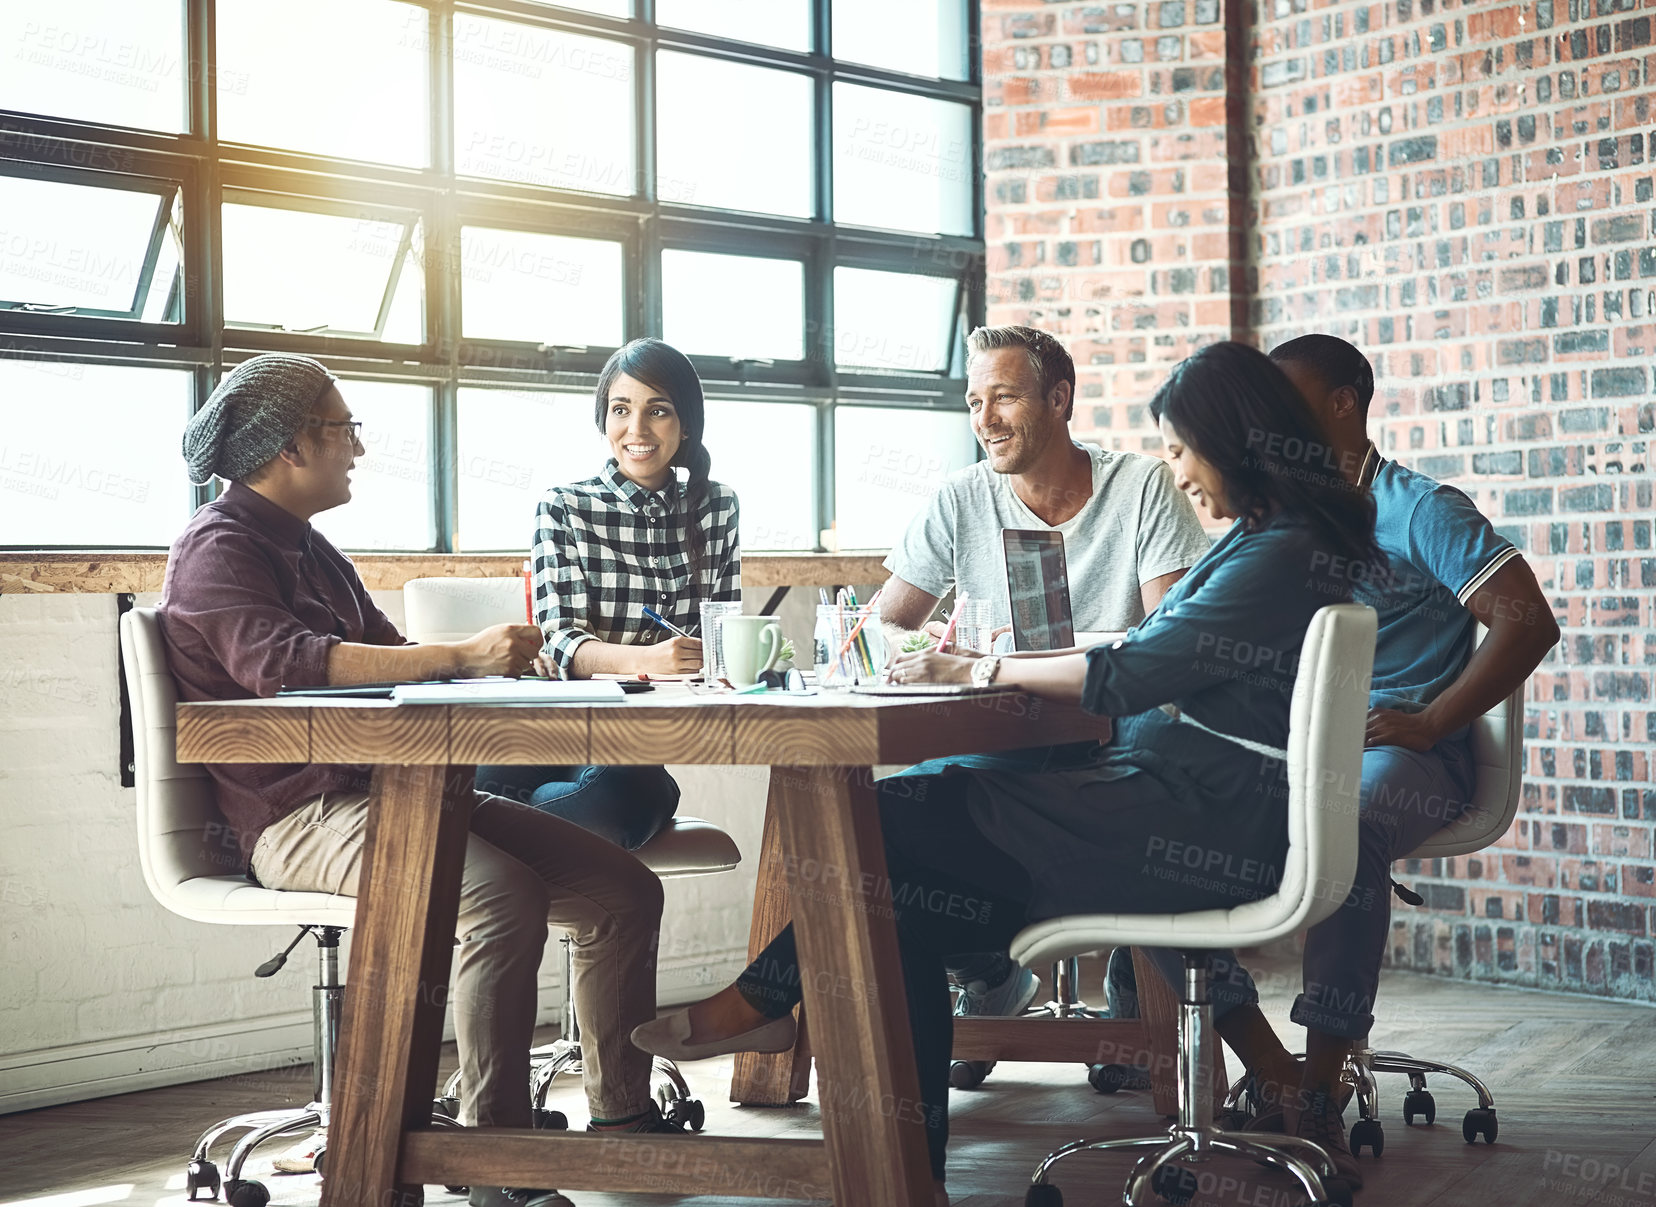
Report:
390,679,625,704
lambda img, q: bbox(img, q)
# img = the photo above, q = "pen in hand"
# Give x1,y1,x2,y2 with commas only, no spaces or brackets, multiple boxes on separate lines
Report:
642,606,692,640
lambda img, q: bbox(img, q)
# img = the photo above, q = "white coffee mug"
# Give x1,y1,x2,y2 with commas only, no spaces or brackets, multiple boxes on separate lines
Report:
722,615,783,686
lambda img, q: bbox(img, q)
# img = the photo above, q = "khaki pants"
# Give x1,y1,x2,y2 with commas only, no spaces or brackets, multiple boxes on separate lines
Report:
251,787,663,1127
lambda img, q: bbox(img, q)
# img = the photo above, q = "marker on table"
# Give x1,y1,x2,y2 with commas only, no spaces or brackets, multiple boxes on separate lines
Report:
642,606,692,640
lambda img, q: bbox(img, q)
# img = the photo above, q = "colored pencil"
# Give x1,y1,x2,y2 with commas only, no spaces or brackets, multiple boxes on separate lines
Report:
935,591,967,655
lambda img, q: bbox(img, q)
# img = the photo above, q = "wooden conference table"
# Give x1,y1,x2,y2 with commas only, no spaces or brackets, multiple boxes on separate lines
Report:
175,685,1121,1206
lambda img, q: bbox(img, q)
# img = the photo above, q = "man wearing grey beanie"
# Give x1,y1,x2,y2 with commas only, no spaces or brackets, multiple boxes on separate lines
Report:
159,354,685,1207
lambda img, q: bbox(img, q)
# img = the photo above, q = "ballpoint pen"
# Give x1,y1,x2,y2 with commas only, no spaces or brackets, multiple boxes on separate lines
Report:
642,605,692,639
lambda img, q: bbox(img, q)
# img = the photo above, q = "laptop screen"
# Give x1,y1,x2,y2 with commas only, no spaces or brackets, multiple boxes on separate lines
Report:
1002,529,1075,651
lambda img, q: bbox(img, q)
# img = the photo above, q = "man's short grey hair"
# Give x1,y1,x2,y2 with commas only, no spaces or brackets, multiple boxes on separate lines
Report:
965,325,1076,421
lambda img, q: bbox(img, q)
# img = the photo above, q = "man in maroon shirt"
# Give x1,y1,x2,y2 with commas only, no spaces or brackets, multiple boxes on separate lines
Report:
160,354,681,1207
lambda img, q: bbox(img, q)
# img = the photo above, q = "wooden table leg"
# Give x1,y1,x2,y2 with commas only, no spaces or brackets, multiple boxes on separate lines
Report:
771,765,935,1207
730,768,814,1105
321,764,472,1207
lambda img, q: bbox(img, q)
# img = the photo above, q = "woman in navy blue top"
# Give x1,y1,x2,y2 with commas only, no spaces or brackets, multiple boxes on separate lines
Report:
634,343,1381,1196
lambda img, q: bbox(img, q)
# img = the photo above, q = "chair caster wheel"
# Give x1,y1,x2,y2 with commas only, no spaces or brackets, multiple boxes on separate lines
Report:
1315,1176,1355,1207
186,1158,221,1200
1463,1107,1498,1144
532,1108,569,1130
1024,1183,1064,1206
1349,1117,1384,1156
1403,1088,1436,1125
666,1097,706,1131
313,1146,326,1179
1151,1163,1199,1205
224,1179,270,1207
1088,1063,1134,1094
433,1095,460,1120
949,1060,992,1090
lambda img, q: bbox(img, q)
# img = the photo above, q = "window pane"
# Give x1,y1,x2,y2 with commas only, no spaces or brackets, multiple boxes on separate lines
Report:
832,0,970,80
309,381,434,552
453,16,635,196
833,83,974,235
461,227,624,348
656,0,810,51
662,251,803,361
834,268,957,373
222,203,424,342
0,0,186,131
702,401,816,550
0,176,177,318
456,389,606,552
217,0,428,167
833,405,975,549
656,53,812,215
0,359,190,545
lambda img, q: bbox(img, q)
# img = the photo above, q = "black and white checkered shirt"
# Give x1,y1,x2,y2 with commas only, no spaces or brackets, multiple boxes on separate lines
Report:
532,459,741,676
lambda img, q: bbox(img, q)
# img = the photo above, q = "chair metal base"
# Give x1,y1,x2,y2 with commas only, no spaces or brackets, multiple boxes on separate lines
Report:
183,927,461,1204
1027,955,1347,1207
1025,956,1107,1020
1343,1044,1499,1151
527,1036,705,1130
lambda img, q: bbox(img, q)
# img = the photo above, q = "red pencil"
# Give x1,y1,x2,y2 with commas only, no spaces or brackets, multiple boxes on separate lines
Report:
934,590,968,655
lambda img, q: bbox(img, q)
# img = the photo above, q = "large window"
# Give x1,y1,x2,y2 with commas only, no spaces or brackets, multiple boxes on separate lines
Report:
0,0,982,553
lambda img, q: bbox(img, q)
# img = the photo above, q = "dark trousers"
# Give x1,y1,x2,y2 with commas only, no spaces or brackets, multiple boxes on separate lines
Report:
474,764,680,851
736,774,1035,1179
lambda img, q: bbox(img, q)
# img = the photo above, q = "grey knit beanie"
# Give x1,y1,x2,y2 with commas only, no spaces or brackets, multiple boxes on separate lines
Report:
182,354,338,484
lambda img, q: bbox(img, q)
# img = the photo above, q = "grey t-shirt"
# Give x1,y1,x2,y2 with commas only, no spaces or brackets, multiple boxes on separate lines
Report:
883,442,1212,633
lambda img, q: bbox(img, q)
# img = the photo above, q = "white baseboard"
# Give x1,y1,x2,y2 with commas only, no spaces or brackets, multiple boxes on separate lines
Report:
2,954,751,1115
0,1011,318,1116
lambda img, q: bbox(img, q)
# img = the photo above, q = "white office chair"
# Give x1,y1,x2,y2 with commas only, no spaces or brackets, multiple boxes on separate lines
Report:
403,576,743,1130
122,606,458,1207
1015,604,1376,1207
1342,668,1524,1154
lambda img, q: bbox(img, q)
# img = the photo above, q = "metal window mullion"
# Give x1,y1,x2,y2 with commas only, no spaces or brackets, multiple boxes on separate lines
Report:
428,2,461,552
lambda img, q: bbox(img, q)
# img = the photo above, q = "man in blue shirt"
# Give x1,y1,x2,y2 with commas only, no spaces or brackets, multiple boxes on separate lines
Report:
1163,335,1559,1185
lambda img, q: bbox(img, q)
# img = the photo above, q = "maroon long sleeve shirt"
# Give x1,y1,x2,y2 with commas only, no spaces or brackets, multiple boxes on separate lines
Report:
158,482,407,862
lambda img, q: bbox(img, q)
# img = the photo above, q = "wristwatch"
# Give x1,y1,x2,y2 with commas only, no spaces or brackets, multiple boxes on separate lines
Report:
970,655,1002,688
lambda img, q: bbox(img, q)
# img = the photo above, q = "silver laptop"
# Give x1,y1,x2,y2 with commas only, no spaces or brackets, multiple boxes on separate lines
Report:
1001,529,1075,651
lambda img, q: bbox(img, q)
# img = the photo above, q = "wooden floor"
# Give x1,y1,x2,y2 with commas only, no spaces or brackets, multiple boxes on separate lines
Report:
3,953,1654,1207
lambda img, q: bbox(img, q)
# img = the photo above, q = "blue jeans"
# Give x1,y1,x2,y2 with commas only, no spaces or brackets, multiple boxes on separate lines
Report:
883,742,1106,984
473,764,680,851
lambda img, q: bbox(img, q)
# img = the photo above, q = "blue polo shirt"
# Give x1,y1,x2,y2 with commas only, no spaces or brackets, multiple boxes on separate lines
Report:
1354,444,1518,715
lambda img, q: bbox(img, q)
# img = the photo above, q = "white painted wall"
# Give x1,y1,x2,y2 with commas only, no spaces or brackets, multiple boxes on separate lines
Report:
0,589,775,1114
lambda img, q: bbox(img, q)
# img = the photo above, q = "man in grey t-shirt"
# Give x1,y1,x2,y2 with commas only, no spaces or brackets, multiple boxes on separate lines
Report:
881,325,1211,639
878,325,1212,1051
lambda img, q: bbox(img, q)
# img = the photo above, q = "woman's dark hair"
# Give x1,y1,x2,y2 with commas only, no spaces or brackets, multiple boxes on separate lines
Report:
1268,333,1375,415
1149,341,1382,571
594,338,714,586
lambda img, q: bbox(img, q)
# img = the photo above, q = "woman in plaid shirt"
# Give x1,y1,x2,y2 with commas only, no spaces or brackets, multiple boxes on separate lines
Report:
475,339,740,849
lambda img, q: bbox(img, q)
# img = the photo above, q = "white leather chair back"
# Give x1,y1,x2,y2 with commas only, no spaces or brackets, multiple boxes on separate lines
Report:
404,576,528,644
1011,603,1376,960
1233,602,1375,937
120,607,356,926
1404,624,1525,860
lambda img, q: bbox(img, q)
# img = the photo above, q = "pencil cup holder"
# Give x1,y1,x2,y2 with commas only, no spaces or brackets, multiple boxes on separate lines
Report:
813,604,888,687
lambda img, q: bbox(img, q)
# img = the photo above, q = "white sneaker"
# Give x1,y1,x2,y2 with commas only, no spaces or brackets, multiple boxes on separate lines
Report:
271,1129,325,1174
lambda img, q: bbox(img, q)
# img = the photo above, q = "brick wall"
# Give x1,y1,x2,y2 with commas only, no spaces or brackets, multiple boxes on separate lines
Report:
984,0,1656,1001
